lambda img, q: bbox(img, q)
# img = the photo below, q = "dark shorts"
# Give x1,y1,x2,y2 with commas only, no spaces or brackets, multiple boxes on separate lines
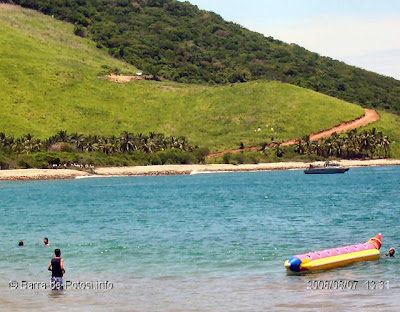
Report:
51,276,63,290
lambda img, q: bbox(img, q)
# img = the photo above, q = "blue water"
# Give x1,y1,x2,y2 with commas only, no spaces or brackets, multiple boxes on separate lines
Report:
1,166,399,311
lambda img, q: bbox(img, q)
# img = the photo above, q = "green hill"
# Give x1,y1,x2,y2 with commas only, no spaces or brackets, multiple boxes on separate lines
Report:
4,0,400,115
0,4,373,154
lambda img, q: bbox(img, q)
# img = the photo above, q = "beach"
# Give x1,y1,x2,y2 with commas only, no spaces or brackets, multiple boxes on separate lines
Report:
1,159,400,181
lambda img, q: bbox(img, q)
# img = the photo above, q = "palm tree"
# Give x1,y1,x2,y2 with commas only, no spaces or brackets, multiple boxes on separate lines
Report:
302,135,311,155
152,133,167,151
377,135,391,158
333,138,343,158
134,133,146,151
112,135,120,153
0,133,6,145
347,129,357,141
55,130,69,143
177,136,189,151
143,137,156,153
295,139,305,155
119,131,135,153
314,141,324,157
275,143,283,157
75,134,86,151
293,129,391,160
361,130,377,157
84,141,99,152
325,141,334,157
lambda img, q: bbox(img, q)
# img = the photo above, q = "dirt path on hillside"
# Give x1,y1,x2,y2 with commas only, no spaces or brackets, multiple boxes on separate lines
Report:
106,74,159,83
207,109,380,158
106,74,144,83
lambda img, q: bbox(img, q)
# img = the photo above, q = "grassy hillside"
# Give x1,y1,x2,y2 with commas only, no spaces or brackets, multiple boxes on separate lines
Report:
4,0,400,115
0,4,372,154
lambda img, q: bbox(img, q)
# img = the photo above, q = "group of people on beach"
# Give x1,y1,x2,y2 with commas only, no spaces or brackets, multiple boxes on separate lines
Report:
18,237,65,290
52,163,94,170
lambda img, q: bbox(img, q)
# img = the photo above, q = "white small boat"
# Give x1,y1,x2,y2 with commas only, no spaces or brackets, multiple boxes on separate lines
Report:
304,161,349,174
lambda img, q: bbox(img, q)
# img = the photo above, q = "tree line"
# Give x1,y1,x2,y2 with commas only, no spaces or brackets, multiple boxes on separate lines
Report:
0,130,214,169
0,129,392,170
292,129,391,159
0,130,193,155
3,0,400,114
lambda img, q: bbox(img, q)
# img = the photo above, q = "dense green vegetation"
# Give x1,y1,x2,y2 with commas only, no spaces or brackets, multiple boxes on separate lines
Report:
0,128,322,169
211,126,396,165
293,129,391,159
213,126,395,165
0,130,213,169
362,111,400,157
0,4,367,153
3,0,400,114
1,126,395,170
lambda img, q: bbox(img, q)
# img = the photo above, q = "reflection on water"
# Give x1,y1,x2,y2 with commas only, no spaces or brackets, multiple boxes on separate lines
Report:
48,289,66,299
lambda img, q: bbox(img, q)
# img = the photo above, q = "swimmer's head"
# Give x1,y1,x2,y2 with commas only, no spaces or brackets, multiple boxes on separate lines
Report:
43,237,49,245
389,248,395,256
18,241,23,246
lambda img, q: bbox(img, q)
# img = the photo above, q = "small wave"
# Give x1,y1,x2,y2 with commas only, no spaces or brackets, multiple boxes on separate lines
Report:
75,175,117,179
190,170,230,175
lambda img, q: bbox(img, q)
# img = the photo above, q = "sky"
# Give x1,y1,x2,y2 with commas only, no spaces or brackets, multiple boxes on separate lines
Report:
181,0,400,80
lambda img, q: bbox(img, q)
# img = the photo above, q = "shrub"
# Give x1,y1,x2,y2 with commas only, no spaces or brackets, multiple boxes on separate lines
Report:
149,154,161,165
17,159,32,169
158,149,194,165
193,147,210,164
73,25,86,38
231,153,245,164
222,153,232,164
0,154,11,170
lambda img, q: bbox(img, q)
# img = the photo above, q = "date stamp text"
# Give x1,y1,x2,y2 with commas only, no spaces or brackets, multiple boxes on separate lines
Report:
307,280,390,290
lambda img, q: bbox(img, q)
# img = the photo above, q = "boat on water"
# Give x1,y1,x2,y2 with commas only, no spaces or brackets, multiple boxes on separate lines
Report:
284,233,382,273
304,161,349,174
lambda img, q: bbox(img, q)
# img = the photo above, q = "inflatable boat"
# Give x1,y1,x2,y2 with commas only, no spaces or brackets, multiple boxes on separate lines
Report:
284,233,381,273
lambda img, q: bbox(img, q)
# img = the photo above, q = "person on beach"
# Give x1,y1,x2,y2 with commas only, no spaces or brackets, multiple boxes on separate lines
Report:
48,248,65,290
18,241,23,246
384,248,395,257
43,237,49,246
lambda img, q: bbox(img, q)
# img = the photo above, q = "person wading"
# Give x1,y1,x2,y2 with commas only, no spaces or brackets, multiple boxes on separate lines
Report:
47,248,65,290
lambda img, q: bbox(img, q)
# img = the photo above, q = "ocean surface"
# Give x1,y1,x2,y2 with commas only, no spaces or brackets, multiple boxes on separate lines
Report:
0,166,399,311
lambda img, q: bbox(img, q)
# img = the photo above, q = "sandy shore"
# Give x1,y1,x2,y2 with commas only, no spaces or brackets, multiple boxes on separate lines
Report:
0,169,92,181
1,159,400,181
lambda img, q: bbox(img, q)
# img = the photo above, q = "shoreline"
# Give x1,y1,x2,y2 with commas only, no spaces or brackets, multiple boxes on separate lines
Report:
1,159,400,181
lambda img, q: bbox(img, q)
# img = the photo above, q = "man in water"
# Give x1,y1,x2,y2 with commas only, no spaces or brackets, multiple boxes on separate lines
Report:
43,237,49,246
47,248,65,290
18,241,23,246
385,248,395,257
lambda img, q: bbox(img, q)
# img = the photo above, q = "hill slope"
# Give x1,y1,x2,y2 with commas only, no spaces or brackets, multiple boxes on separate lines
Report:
0,4,383,153
4,0,400,115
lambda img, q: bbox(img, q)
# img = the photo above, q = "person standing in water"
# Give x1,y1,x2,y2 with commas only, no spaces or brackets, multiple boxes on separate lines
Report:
48,248,65,290
43,237,49,246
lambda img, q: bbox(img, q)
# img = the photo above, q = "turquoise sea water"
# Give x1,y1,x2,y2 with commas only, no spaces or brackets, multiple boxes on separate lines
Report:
0,166,399,311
